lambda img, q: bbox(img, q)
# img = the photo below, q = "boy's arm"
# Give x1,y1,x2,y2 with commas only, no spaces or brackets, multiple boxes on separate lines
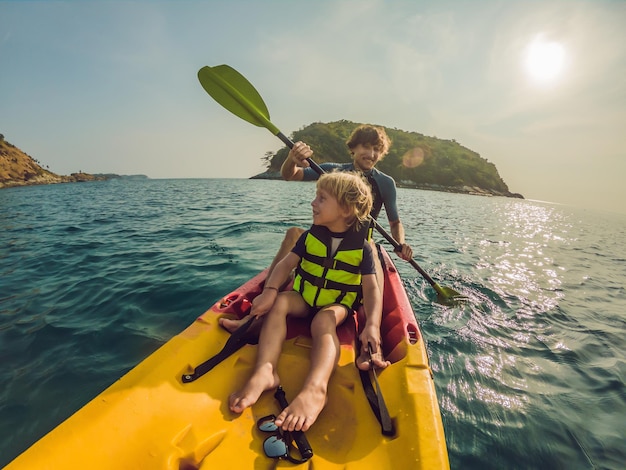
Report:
250,252,300,317
359,273,389,369
266,251,300,289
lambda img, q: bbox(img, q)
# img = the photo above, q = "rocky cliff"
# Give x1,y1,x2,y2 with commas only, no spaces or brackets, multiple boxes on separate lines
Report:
0,135,105,188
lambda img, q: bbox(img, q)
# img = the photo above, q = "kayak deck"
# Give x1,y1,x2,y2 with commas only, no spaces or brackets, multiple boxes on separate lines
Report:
7,246,449,469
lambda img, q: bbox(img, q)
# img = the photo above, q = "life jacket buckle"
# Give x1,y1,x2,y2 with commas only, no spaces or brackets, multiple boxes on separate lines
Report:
321,258,337,269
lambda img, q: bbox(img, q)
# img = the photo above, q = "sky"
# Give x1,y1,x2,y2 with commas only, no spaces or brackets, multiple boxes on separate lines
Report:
1,0,625,215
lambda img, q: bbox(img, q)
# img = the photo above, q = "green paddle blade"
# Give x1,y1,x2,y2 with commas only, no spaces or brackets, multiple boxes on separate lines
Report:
197,65,280,135
433,283,467,305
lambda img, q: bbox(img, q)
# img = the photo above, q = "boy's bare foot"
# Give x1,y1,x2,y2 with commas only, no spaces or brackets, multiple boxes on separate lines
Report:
356,350,391,371
229,363,280,413
274,384,328,432
219,315,250,333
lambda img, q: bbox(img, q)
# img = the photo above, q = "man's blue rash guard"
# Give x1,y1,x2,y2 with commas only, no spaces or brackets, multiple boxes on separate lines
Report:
302,163,400,222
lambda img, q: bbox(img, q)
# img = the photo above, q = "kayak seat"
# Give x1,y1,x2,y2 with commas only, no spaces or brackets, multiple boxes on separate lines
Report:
213,247,422,365
213,268,357,346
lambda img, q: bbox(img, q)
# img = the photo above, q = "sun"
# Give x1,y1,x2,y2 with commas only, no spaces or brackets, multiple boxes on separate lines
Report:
524,37,566,82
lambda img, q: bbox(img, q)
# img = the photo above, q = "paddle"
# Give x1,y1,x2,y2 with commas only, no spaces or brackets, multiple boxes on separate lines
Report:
197,64,464,304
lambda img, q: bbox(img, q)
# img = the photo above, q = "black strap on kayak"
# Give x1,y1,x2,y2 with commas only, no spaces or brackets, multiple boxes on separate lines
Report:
182,316,256,383
274,386,314,462
358,342,395,436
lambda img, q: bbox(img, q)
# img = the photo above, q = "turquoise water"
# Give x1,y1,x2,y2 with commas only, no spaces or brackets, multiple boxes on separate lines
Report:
1,179,624,468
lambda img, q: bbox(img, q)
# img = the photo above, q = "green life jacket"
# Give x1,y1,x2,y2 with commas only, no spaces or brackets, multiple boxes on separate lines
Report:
293,223,371,310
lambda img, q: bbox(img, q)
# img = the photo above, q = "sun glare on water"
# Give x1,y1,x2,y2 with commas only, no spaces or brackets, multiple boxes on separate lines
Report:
524,37,566,83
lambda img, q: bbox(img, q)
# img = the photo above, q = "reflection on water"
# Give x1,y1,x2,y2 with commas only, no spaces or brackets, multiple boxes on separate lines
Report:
394,189,625,469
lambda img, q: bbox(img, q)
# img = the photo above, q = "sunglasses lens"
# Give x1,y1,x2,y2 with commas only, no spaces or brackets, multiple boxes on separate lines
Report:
257,415,278,432
263,435,288,458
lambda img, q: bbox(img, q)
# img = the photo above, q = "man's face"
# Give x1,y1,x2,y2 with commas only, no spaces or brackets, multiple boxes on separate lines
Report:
351,143,383,172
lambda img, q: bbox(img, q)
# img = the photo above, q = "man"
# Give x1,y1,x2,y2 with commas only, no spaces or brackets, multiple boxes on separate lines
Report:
227,172,388,432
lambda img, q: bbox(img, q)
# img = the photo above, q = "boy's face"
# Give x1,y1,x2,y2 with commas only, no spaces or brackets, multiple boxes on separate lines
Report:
351,143,383,172
311,187,349,230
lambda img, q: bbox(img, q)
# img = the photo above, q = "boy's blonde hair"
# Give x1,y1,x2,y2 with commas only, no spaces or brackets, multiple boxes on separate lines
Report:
317,171,372,229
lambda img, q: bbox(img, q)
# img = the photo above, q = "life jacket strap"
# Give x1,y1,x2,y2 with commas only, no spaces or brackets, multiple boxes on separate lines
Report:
300,252,361,274
295,267,361,292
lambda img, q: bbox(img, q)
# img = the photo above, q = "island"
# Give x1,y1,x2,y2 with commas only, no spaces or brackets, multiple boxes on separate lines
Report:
251,120,524,199
0,134,147,189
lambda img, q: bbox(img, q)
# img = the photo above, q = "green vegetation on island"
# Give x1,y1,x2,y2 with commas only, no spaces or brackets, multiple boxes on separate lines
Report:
253,120,523,198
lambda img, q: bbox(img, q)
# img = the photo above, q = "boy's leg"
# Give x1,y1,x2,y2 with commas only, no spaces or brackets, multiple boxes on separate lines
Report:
229,292,309,413
274,304,349,432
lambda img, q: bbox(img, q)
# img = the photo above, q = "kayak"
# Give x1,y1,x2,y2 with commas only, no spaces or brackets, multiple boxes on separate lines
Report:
7,245,449,469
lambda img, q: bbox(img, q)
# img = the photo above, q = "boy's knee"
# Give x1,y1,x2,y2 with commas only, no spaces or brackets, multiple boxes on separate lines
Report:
285,227,305,243
310,310,338,334
266,296,289,318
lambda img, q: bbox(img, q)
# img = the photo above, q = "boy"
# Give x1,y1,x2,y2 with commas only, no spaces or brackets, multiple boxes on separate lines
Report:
227,172,389,432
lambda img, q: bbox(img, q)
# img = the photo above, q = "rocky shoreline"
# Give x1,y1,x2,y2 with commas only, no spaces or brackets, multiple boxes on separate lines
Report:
0,171,109,189
0,136,148,189
250,171,524,199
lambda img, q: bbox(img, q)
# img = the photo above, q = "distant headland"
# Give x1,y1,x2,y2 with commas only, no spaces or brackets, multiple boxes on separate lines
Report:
0,134,147,189
251,120,524,199
3,121,524,200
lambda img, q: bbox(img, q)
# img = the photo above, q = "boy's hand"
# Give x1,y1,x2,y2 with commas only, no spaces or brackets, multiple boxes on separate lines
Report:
357,325,390,370
250,289,278,318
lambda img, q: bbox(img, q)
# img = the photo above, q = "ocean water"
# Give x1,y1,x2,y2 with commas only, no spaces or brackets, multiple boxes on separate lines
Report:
1,178,624,469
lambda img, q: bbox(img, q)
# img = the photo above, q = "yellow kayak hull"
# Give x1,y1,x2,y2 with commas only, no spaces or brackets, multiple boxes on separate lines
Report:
7,247,449,469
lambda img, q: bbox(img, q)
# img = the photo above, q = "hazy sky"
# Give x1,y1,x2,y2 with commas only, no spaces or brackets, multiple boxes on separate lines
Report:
1,0,625,214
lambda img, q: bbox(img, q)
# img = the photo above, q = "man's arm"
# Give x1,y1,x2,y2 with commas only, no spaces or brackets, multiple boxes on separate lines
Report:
389,219,413,261
280,141,314,181
376,173,413,261
389,219,405,244
376,173,414,261
280,153,304,181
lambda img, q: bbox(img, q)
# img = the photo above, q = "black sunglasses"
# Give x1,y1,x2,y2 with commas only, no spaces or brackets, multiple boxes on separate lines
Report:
256,414,310,464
